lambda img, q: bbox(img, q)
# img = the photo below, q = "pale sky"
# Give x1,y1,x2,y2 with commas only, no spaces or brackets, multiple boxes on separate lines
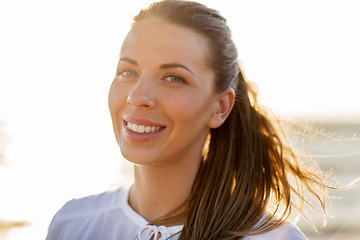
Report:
0,0,359,239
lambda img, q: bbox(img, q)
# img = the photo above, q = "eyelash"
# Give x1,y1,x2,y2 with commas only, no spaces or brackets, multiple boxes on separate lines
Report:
163,74,186,84
118,70,138,78
117,70,187,84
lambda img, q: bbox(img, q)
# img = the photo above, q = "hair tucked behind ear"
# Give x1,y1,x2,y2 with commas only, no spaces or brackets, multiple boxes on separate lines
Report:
132,1,333,239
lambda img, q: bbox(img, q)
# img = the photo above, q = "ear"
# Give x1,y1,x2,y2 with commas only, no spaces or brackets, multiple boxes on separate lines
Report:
208,88,235,129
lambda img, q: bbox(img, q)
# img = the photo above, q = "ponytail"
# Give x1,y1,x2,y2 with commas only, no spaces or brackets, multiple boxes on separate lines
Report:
180,70,328,239
132,1,332,239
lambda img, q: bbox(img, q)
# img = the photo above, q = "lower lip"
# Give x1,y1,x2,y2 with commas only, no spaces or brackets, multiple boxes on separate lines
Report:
123,122,165,143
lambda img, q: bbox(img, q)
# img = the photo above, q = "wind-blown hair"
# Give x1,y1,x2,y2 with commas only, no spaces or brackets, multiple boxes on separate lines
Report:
132,0,331,239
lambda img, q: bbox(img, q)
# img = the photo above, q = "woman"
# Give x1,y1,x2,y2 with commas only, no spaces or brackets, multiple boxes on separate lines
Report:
46,1,331,239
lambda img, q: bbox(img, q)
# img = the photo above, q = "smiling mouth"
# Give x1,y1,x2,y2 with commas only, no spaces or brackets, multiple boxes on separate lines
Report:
125,121,166,134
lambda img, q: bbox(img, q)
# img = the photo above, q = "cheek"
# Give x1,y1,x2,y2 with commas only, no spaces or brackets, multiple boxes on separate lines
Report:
108,82,125,112
108,81,127,130
166,91,214,127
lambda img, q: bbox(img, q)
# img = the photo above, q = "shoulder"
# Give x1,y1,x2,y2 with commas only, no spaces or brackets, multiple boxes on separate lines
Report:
52,187,126,222
46,186,134,240
245,222,308,240
58,187,127,219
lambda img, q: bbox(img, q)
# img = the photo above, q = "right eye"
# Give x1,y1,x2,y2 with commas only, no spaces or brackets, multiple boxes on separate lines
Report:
119,70,138,78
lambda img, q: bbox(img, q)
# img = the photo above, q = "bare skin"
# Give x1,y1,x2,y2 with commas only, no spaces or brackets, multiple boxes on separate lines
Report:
108,17,235,225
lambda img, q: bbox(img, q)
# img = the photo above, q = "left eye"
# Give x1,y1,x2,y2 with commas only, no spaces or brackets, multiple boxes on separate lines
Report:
164,75,186,83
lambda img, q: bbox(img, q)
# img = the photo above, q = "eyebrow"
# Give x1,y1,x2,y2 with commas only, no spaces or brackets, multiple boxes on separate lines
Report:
119,57,195,77
160,63,195,76
119,57,138,65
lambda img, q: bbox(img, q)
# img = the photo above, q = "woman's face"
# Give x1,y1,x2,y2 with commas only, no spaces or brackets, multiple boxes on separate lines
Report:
108,18,222,166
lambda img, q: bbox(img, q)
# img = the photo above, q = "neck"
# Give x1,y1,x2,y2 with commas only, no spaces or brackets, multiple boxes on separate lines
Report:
129,154,202,225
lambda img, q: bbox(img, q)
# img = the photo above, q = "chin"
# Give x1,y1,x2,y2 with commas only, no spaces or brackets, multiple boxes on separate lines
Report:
120,149,156,166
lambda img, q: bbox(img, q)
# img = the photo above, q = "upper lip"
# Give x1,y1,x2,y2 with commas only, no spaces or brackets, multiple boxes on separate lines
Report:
123,116,166,127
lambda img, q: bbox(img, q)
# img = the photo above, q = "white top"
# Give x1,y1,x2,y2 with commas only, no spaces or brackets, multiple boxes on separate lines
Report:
46,186,308,240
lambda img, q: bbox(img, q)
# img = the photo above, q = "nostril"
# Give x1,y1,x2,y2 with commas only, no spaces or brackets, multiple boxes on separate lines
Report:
126,78,156,108
126,93,155,109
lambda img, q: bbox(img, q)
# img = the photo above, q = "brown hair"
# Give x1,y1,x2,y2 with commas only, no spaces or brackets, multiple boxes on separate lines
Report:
132,0,332,239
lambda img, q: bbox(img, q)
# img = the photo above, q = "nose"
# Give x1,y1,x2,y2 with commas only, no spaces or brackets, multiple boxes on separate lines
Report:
126,77,156,109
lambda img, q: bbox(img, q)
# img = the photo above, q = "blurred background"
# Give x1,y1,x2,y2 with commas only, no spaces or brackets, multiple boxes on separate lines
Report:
0,0,359,239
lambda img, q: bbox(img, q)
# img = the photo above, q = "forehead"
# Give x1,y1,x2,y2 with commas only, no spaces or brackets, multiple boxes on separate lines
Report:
120,18,210,69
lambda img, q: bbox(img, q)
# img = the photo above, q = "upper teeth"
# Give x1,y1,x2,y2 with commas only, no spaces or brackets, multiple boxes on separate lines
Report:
126,122,163,133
